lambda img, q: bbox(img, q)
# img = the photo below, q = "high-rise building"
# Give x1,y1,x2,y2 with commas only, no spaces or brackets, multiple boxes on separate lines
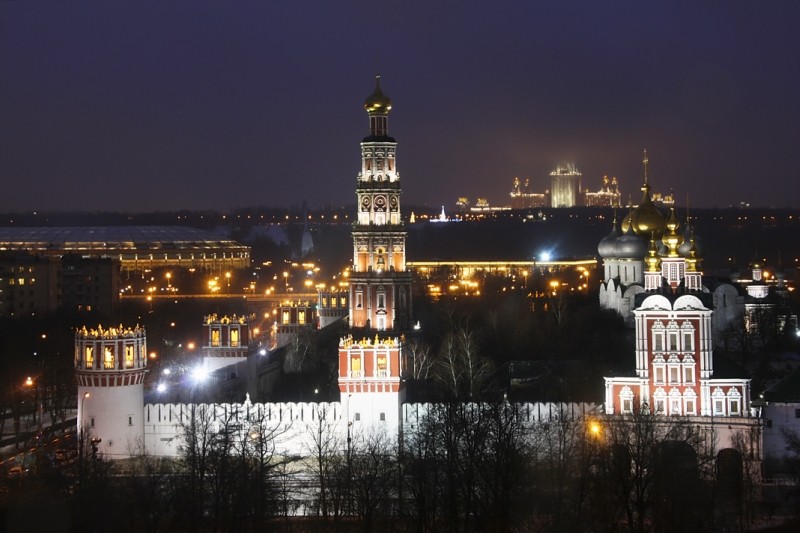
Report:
348,76,413,332
549,164,582,208
584,175,621,207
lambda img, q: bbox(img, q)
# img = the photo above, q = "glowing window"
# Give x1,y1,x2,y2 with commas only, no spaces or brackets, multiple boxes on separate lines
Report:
230,328,240,347
211,329,221,347
104,347,115,369
125,345,134,368
350,356,361,374
282,311,290,324
85,347,94,369
298,311,306,325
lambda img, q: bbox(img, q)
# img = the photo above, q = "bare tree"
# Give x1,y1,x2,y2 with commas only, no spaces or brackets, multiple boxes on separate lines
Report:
597,407,706,533
434,326,493,399
305,403,346,523
349,430,398,533
404,338,434,381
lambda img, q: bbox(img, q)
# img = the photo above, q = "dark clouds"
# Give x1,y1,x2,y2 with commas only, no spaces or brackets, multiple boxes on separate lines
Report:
1,1,799,211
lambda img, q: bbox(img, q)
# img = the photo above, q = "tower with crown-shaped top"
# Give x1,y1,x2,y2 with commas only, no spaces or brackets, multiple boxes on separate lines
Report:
349,75,413,332
75,324,147,458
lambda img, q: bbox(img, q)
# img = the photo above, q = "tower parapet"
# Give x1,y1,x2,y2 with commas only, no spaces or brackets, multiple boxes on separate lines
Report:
75,324,147,458
201,314,253,372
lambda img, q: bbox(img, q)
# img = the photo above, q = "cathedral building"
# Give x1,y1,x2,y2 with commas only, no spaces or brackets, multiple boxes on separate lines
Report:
603,201,757,450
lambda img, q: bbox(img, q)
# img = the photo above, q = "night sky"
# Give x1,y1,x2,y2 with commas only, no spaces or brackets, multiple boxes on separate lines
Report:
2,1,799,212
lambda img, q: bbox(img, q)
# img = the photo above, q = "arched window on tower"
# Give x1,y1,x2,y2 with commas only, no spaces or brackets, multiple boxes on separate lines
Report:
377,353,388,377
125,345,134,368
104,346,115,369
85,346,94,369
350,354,363,378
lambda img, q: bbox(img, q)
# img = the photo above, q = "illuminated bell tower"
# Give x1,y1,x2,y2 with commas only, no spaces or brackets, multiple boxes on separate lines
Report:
75,325,147,459
349,75,413,331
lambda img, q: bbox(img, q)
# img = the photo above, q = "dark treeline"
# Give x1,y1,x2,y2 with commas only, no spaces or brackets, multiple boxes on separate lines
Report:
4,400,800,532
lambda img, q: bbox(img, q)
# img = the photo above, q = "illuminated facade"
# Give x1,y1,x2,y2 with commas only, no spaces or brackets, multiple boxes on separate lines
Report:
583,175,621,207
603,216,754,448
348,76,413,331
510,177,547,208
549,164,582,208
0,226,250,274
201,314,254,373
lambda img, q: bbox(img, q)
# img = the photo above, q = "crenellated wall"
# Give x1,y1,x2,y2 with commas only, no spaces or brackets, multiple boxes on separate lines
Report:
143,400,345,457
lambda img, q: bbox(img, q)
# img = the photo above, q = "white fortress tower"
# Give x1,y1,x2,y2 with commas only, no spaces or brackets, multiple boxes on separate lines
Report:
75,324,147,458
339,334,404,438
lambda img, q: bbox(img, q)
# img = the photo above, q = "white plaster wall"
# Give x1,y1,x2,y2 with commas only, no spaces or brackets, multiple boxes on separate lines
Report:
79,384,144,458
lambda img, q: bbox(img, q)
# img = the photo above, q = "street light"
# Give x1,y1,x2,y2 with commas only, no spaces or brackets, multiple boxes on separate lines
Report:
81,392,90,432
24,377,45,466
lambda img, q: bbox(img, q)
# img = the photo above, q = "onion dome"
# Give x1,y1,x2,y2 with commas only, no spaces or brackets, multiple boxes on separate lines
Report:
749,257,764,271
597,216,620,258
677,221,704,257
685,235,702,272
661,208,683,258
615,224,647,259
364,75,392,115
621,151,668,237
645,234,662,272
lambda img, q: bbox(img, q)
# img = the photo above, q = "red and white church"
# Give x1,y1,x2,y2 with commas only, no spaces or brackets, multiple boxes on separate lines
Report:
603,210,754,429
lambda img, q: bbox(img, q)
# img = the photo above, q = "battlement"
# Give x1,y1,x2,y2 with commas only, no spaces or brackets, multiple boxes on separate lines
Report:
339,334,401,349
75,324,145,340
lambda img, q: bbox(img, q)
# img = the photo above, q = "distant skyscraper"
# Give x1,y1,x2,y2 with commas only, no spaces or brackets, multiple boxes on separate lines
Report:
549,164,582,208
584,175,621,207
348,76,412,331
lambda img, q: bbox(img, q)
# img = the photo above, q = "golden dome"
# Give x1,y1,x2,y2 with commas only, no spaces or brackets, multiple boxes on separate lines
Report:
621,183,668,238
364,75,392,115
661,208,683,258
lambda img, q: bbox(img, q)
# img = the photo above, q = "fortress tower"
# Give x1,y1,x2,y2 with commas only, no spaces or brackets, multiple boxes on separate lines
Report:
348,75,413,332
201,314,253,373
75,324,147,458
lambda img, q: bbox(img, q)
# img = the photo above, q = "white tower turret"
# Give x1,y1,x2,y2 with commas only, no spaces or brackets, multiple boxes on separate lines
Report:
75,324,147,458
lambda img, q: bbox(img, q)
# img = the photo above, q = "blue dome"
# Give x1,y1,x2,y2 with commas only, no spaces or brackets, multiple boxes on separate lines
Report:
598,220,620,258
614,226,647,259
